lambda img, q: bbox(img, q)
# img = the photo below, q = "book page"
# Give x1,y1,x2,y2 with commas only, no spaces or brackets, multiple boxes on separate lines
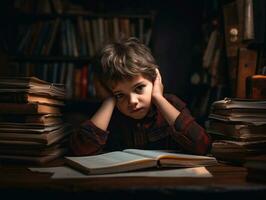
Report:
123,149,216,160
65,151,157,174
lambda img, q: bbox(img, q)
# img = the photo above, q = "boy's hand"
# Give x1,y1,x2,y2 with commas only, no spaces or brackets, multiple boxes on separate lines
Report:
93,75,113,100
152,68,164,99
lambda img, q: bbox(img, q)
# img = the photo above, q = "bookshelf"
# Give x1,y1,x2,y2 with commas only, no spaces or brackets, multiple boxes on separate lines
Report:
3,0,155,101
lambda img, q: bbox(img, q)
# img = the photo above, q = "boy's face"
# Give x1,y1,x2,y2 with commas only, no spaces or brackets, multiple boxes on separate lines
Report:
111,75,153,119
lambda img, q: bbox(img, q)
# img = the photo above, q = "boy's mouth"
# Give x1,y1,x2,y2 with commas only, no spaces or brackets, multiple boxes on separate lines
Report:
130,107,143,113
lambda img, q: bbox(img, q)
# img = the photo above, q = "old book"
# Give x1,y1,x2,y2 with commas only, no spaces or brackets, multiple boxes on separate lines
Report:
0,124,62,133
211,140,266,164
207,120,266,141
65,149,217,175
209,98,266,123
0,129,71,147
0,114,62,126
211,98,266,110
0,103,61,114
0,147,67,164
0,93,64,106
209,113,266,123
0,76,65,99
0,123,71,144
0,143,63,156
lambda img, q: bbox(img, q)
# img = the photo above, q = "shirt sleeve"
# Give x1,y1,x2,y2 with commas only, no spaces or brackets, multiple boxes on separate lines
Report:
165,94,212,155
69,120,109,156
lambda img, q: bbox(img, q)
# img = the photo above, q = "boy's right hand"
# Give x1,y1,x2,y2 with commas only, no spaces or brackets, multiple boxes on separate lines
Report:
93,76,113,100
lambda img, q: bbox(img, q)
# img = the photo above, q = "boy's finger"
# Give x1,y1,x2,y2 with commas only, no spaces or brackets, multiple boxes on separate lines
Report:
156,68,162,81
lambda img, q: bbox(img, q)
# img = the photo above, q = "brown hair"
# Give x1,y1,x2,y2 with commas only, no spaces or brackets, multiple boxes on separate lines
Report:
98,37,158,86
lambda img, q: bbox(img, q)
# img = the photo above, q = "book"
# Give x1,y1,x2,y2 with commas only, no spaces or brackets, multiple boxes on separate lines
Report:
0,143,64,156
0,77,65,99
211,98,266,110
207,120,266,141
0,103,61,114
0,123,71,145
65,149,217,175
0,93,64,106
0,123,62,133
0,114,62,126
211,140,266,164
209,113,266,123
0,147,67,164
209,98,266,124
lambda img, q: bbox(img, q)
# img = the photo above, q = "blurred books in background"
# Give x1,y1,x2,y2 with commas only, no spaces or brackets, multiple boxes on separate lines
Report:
0,77,73,164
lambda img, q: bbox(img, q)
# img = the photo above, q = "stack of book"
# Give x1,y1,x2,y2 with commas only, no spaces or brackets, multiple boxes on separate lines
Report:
207,98,266,164
0,77,73,164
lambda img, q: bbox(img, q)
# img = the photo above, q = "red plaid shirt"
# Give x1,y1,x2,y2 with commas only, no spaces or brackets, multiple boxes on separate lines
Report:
70,94,211,156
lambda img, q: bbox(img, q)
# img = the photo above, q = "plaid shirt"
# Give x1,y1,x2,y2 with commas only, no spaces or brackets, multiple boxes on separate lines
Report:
70,94,211,156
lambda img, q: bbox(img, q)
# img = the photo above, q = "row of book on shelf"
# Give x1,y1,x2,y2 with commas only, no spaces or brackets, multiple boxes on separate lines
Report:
16,16,153,57
0,76,73,164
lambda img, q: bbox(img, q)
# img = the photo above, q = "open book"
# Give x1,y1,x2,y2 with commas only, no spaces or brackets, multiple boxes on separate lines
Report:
65,149,217,175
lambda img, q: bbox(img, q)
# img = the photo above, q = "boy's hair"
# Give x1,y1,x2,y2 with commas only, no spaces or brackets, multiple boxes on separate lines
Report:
98,37,158,86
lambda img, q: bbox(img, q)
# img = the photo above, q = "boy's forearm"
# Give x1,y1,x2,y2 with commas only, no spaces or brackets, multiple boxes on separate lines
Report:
90,97,116,131
152,95,180,126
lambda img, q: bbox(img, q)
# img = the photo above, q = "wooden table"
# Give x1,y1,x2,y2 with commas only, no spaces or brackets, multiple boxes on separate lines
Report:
0,160,266,200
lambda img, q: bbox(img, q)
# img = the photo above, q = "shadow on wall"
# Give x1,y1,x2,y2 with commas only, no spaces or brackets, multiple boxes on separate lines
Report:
151,1,204,102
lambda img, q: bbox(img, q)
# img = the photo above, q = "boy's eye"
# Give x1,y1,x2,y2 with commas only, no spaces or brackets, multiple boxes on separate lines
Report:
115,94,124,100
135,85,145,93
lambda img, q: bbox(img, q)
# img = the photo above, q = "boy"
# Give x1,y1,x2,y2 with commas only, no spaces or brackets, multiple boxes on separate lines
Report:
70,38,211,156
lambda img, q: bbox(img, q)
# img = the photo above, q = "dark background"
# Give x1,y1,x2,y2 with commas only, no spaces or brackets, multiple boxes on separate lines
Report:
0,0,241,125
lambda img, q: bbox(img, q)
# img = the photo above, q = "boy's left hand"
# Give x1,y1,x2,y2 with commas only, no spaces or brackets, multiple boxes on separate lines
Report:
152,68,164,99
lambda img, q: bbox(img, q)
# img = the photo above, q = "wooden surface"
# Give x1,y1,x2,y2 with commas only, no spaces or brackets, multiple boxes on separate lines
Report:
0,160,266,200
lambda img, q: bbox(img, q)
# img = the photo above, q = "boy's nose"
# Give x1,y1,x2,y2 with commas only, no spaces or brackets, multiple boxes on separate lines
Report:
128,94,138,106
